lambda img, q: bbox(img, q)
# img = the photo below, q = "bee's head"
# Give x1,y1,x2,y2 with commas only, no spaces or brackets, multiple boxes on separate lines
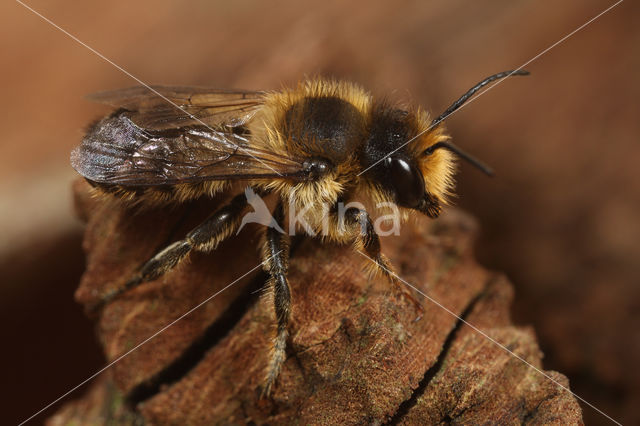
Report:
361,70,528,217
362,105,457,218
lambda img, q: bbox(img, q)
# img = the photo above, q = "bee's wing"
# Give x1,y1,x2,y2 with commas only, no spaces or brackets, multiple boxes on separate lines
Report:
72,99,306,186
88,85,265,130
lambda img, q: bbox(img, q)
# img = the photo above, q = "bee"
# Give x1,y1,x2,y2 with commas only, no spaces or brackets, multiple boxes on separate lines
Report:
71,70,528,395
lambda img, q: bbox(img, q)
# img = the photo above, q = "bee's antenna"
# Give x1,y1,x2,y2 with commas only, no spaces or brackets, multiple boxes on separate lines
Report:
424,140,494,176
430,70,529,128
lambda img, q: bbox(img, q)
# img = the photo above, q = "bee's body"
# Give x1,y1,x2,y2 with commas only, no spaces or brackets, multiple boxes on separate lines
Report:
72,72,527,396
80,80,452,228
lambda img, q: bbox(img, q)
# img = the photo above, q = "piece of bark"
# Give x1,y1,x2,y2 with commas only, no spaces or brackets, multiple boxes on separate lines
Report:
48,180,583,425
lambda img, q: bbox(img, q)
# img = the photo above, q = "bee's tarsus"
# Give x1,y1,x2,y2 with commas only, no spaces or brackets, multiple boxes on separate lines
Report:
261,202,291,398
343,207,424,320
97,191,251,306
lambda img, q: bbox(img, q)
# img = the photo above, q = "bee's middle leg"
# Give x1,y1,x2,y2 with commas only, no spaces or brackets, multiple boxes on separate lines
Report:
261,201,291,396
344,207,424,321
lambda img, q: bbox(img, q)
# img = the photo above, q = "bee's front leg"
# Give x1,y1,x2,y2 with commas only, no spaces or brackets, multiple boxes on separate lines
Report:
344,207,424,322
261,201,291,397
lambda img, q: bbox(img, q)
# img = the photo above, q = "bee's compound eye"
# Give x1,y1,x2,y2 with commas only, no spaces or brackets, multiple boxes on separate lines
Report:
385,156,425,208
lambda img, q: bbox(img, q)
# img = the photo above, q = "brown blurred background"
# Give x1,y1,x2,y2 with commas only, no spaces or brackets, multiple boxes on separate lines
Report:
1,1,637,424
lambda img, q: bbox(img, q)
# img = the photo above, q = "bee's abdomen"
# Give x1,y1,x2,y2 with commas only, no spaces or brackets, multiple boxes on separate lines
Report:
284,96,366,163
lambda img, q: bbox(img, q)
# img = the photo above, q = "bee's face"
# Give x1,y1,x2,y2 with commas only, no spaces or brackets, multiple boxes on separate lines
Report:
363,105,455,218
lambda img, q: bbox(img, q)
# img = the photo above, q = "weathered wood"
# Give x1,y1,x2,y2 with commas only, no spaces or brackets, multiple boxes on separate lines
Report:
48,180,583,424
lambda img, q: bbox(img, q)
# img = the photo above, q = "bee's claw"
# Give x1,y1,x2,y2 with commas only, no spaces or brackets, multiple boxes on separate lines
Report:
410,297,424,322
259,384,271,399
380,270,425,322
395,282,424,322
260,373,277,399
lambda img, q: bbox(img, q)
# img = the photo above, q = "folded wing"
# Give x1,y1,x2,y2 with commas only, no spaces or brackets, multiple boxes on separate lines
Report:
73,87,304,186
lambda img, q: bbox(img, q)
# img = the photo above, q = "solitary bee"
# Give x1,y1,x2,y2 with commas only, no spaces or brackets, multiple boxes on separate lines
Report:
72,70,528,395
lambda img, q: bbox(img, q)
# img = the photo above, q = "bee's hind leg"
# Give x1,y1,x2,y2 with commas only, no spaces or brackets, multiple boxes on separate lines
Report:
95,190,252,310
345,207,424,322
260,201,291,397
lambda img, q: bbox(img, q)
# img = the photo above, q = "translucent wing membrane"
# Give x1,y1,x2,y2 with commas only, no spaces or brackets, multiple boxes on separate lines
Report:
88,85,265,130
73,87,306,186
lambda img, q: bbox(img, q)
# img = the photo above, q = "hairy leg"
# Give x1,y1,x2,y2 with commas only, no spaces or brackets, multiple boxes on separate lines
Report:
344,207,424,321
97,190,252,308
261,201,291,396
